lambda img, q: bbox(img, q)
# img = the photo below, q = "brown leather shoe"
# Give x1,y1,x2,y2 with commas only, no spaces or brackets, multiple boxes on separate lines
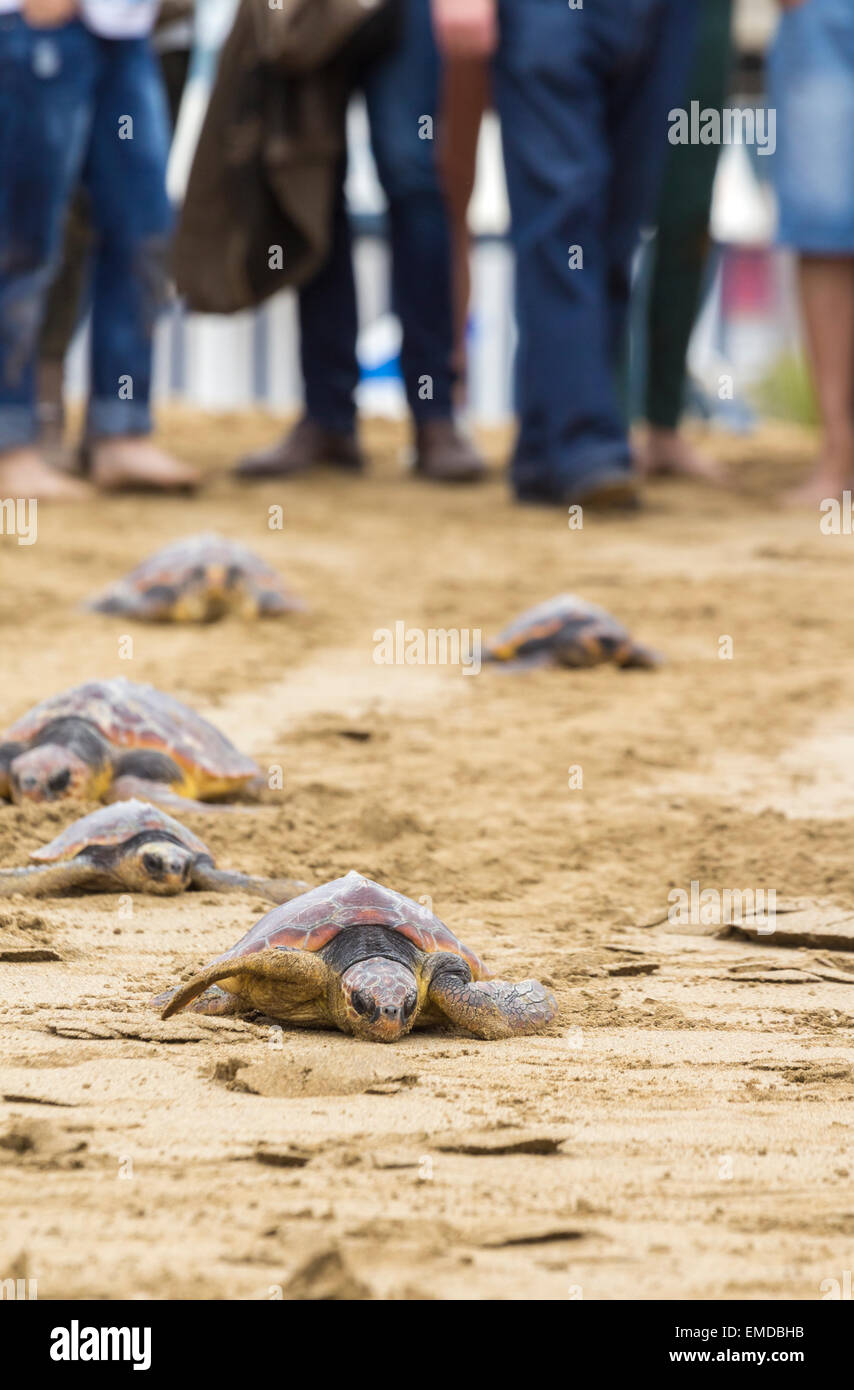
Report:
413,419,486,483
235,416,365,480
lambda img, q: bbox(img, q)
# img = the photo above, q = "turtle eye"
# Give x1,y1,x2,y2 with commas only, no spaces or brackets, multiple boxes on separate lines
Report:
352,989,373,1017
47,770,71,794
402,994,417,1020
142,851,163,877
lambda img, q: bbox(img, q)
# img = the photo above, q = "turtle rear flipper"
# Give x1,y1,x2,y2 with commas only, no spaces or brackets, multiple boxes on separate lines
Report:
189,864,310,903
429,972,557,1039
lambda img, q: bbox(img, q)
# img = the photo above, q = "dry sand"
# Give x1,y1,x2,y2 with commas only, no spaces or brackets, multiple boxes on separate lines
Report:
1,412,853,1301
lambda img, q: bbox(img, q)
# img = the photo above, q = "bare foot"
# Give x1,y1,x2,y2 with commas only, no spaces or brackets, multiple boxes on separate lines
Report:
637,427,726,483
784,467,851,508
0,447,90,501
783,440,854,508
90,437,201,493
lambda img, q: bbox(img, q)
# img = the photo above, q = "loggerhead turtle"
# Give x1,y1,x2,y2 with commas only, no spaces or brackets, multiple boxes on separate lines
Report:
156,871,557,1043
85,533,304,623
0,678,261,809
485,594,661,670
0,801,306,900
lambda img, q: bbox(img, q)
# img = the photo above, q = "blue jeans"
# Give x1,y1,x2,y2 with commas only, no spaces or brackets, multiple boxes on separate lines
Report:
299,0,454,430
0,16,173,448
494,0,697,497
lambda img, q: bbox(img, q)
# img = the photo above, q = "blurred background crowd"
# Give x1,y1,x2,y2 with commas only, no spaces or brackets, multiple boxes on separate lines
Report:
0,0,848,511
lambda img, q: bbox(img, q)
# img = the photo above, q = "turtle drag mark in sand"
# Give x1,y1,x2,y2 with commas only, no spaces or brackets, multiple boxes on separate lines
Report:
156,871,557,1042
0,801,306,901
0,678,262,810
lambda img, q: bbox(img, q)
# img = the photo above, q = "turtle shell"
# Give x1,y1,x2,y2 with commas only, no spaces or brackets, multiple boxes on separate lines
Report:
100,533,298,600
30,799,211,863
211,871,490,978
3,679,259,785
486,594,630,661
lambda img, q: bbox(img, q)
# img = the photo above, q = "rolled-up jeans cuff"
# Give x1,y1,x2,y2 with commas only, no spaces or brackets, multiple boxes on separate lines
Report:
86,397,152,439
0,407,38,451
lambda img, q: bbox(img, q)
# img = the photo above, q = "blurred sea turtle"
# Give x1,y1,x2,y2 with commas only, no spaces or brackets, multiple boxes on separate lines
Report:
485,594,661,670
0,678,261,809
85,533,304,622
156,871,557,1043
0,801,306,901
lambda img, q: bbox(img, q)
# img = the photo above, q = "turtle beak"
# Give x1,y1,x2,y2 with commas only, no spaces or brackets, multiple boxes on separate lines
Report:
139,844,193,894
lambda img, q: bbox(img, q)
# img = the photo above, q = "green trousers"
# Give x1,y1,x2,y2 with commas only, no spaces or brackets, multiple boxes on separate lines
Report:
645,0,733,429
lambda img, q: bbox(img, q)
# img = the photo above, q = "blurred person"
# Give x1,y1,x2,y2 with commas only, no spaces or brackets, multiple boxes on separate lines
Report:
770,0,854,505
637,0,733,483
0,0,198,499
433,0,696,509
236,0,484,485
36,0,193,463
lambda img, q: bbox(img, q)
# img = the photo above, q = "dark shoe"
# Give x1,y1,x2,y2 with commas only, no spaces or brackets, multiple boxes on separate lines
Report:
235,416,365,480
413,419,486,483
516,466,640,511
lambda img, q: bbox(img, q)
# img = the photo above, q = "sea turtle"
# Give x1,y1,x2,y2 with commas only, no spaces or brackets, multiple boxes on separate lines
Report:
0,801,306,901
85,533,304,622
0,678,261,809
485,594,661,670
156,871,557,1043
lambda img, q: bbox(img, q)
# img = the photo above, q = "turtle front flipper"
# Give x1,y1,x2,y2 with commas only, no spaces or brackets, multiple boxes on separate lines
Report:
0,857,104,897
189,865,310,903
86,584,178,621
428,970,557,1039
151,983,242,1017
617,641,664,670
159,946,330,1020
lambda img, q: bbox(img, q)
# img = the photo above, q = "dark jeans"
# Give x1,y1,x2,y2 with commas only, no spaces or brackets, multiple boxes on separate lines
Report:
0,16,173,447
299,0,454,431
493,0,697,497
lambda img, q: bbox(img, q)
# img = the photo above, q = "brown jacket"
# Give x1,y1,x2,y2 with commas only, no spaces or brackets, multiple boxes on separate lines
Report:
173,0,398,313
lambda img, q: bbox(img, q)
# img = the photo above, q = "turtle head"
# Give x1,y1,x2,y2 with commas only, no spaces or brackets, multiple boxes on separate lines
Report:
335,958,419,1043
9,745,94,803
173,564,230,622
120,837,196,895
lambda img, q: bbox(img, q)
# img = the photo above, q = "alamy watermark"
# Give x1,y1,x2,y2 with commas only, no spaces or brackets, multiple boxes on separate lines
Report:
0,497,37,545
668,101,775,156
50,1321,151,1371
373,622,481,675
820,492,854,534
668,880,776,934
